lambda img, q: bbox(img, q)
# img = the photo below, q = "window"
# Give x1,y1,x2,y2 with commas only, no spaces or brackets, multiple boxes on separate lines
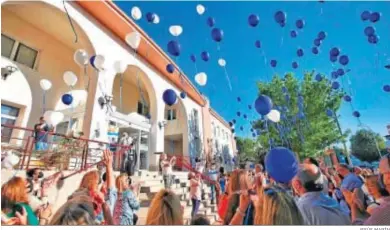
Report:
1,34,15,58
1,33,38,69
193,109,199,132
1,104,20,143
137,101,149,116
166,109,177,121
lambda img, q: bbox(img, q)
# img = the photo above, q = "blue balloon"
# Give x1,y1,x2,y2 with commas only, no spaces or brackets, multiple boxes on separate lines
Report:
298,112,305,119
201,51,210,62
280,21,286,27
190,54,196,63
339,55,349,66
248,105,252,110
229,122,233,127
211,28,224,42
62,94,73,105
292,61,298,69
237,97,241,102
337,68,345,76
383,85,390,92
331,71,338,79
290,30,298,38
162,89,177,106
255,95,273,116
368,35,379,44
285,94,290,101
296,19,305,29
326,109,333,117
207,17,215,27
265,147,298,184
369,12,381,23
270,59,277,67
343,95,352,102
248,14,260,27
353,111,361,118
243,114,248,119
240,126,244,131
364,26,376,36
330,55,338,63
232,119,236,124
332,81,340,90
255,40,261,48
318,31,327,40
361,11,371,21
315,74,323,81
250,128,254,132
297,48,304,57
252,133,256,138
274,11,287,24
180,91,187,99
314,39,322,47
90,56,96,68
282,86,288,93
237,111,241,117
330,47,340,57
167,40,181,57
312,47,319,55
146,12,155,23
166,64,175,73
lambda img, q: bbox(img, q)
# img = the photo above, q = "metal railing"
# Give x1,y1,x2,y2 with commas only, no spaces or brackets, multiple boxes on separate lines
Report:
1,124,132,172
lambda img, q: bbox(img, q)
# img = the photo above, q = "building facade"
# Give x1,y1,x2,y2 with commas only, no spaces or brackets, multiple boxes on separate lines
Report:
0,0,236,171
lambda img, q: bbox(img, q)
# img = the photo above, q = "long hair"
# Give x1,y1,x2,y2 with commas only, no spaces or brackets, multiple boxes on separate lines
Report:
79,171,99,191
146,189,183,225
223,169,249,225
50,195,96,225
255,188,303,225
1,177,29,212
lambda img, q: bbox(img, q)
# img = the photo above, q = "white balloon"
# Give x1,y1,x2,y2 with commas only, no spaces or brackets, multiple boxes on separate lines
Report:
74,49,89,67
153,14,160,24
196,4,205,15
218,58,226,67
93,55,105,70
39,79,52,91
125,32,142,50
113,60,128,74
266,109,281,123
44,111,64,127
195,72,207,86
131,6,142,20
63,71,78,87
169,25,183,37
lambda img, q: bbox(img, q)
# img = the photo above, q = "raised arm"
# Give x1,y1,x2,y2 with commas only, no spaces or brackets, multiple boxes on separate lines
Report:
103,150,115,189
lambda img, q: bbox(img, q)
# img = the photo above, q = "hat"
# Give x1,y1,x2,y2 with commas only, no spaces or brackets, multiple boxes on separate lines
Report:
341,173,363,191
265,147,298,184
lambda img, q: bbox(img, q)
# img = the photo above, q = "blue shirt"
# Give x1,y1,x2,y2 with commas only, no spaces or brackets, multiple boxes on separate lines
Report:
106,188,140,225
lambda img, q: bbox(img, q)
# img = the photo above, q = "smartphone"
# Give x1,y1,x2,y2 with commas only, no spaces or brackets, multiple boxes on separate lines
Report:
248,189,257,196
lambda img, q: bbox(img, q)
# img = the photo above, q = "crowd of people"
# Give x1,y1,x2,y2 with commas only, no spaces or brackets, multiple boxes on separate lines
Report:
1,147,390,226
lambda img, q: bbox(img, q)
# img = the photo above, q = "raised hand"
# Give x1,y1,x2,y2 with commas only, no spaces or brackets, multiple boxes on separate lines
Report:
15,207,28,225
103,150,113,168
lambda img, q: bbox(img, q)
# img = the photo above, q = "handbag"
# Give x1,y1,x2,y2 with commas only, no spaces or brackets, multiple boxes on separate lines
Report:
217,194,229,220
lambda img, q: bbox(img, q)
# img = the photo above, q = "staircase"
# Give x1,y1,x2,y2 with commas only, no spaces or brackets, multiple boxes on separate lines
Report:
132,170,219,225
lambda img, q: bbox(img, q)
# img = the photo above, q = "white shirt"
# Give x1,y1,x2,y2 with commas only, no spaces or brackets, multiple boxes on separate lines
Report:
195,161,204,173
160,160,172,175
190,178,201,200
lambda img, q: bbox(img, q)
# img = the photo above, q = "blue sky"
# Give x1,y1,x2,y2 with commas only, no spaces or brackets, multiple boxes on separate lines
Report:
114,1,390,138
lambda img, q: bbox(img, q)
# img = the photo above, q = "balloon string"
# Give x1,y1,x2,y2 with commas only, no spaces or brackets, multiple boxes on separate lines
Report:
42,91,46,115
280,27,285,47
223,66,233,91
63,0,78,43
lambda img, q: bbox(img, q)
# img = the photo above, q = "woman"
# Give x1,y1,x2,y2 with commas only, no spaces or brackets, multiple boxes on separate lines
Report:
189,172,201,218
365,174,389,214
254,186,304,225
111,174,140,225
1,177,50,225
223,169,252,225
145,189,183,225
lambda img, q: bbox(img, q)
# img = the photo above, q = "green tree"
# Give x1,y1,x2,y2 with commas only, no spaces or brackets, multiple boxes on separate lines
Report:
235,137,266,165
252,72,349,160
350,129,385,162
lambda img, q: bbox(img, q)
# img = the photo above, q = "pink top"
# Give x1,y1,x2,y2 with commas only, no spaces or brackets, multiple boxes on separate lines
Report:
190,178,201,200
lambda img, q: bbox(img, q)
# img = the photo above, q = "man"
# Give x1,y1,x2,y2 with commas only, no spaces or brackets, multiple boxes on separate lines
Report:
304,157,329,194
160,153,176,189
207,163,218,204
349,154,390,225
292,164,351,225
119,132,135,175
34,117,49,151
195,157,205,200
336,164,364,193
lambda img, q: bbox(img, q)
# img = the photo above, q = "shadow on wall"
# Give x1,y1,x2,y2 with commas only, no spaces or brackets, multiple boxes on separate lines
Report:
188,110,202,168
